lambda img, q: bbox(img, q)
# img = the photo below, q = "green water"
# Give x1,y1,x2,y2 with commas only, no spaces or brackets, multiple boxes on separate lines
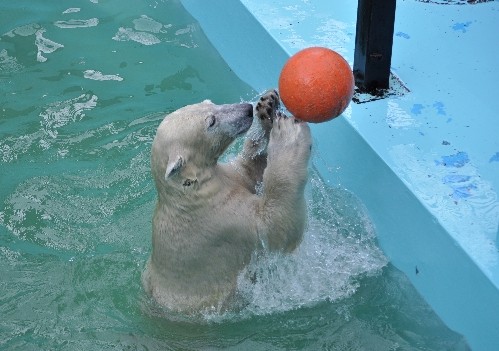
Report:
0,0,469,350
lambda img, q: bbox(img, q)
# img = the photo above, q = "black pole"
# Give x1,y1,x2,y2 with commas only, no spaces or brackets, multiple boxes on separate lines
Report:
353,0,397,95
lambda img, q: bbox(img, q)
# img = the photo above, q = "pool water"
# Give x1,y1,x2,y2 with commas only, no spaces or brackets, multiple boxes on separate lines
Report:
0,0,469,350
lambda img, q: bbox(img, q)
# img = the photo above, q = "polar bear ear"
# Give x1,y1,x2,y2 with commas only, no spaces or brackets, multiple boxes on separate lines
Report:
165,155,184,180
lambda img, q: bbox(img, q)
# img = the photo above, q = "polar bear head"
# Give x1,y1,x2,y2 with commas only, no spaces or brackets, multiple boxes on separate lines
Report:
151,100,253,195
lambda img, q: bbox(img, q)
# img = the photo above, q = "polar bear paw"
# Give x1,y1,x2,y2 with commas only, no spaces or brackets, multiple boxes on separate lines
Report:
256,89,280,131
269,114,312,162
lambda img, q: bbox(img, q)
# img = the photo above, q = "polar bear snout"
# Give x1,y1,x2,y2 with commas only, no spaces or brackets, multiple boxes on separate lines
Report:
219,102,253,117
216,103,254,137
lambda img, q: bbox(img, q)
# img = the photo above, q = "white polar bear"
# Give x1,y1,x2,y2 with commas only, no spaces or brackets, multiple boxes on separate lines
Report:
142,90,312,313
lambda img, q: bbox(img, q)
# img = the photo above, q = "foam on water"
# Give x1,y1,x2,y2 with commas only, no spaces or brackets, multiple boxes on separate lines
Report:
0,49,23,74
112,27,161,46
34,29,64,63
83,69,123,81
132,15,167,33
3,23,42,37
62,8,81,14
54,18,99,29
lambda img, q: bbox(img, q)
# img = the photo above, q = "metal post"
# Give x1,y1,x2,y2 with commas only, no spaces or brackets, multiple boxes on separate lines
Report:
353,0,397,94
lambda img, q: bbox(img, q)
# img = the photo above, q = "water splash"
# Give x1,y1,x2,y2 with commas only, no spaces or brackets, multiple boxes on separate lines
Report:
199,168,387,321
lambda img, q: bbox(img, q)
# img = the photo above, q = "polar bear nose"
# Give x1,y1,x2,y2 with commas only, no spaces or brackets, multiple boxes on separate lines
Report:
241,103,253,118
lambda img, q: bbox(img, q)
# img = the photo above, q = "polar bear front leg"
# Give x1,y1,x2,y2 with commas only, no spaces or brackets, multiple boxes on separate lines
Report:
259,114,312,251
236,90,279,189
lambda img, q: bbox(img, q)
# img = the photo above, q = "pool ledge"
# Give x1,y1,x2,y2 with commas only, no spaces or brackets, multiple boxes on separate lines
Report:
180,1,499,350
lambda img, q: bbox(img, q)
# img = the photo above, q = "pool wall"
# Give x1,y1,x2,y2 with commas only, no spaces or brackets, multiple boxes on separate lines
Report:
180,1,499,350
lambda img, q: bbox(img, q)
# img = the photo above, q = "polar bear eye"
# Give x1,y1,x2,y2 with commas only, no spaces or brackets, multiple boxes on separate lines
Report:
206,115,216,129
183,179,194,187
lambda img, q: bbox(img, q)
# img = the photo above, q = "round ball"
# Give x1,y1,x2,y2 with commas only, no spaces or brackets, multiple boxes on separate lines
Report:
278,47,354,123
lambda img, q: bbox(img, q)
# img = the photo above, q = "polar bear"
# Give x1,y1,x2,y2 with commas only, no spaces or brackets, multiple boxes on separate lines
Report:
142,90,312,313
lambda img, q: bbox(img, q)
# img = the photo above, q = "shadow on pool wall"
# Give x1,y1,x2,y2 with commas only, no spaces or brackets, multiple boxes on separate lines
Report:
179,0,499,350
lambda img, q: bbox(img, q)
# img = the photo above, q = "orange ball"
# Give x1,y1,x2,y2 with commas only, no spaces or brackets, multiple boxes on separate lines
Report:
278,47,354,123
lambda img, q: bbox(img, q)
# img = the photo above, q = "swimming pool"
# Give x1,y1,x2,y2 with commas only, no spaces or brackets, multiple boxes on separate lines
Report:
0,0,481,349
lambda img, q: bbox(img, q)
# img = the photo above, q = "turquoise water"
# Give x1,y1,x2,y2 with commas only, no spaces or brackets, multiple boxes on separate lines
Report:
0,0,469,350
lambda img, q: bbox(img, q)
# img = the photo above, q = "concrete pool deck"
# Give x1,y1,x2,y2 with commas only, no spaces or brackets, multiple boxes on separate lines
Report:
180,0,499,349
